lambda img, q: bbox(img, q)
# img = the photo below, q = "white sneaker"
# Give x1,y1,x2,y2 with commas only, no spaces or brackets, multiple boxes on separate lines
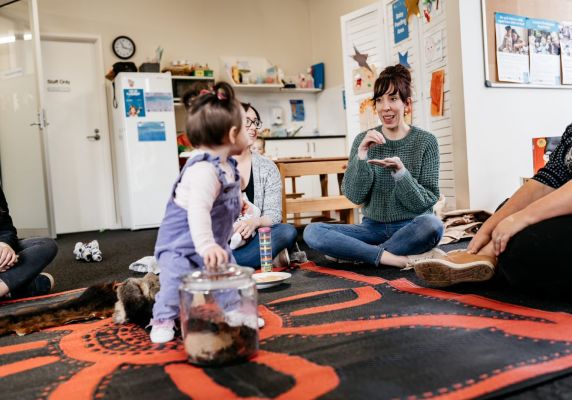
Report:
404,248,447,269
150,320,175,343
225,310,260,330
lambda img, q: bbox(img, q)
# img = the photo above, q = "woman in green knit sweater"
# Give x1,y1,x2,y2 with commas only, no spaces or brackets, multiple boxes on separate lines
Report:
304,64,444,268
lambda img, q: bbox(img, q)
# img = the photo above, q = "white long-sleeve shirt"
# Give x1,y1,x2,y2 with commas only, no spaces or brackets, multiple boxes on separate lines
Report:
174,151,235,256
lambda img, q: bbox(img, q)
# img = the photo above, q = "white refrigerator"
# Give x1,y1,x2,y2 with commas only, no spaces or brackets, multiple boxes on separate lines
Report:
111,72,179,230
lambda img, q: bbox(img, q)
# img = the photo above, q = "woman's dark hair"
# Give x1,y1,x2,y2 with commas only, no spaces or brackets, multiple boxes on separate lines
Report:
182,81,212,111
241,102,262,123
186,82,242,147
372,64,412,103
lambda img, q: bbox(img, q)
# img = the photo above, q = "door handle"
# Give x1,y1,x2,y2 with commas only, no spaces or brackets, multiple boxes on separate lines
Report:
87,128,101,141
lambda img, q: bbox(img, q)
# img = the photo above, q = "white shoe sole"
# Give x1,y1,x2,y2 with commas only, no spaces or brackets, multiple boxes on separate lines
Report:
414,258,495,287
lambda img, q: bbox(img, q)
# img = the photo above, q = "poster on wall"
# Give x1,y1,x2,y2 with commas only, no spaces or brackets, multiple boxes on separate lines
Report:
425,30,444,64
430,69,444,117
560,21,572,84
144,92,174,112
290,99,305,122
124,89,146,117
495,13,530,83
532,136,561,173
392,0,409,44
528,17,561,85
137,121,166,142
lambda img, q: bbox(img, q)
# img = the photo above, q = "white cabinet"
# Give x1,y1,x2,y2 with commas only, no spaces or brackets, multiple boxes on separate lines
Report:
266,137,347,199
266,137,347,159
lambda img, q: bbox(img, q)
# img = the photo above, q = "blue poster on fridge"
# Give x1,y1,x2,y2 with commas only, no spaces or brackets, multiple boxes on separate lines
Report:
124,88,146,117
138,121,166,142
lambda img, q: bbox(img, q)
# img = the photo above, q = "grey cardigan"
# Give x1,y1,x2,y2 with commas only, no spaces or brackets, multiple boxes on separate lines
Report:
251,152,282,225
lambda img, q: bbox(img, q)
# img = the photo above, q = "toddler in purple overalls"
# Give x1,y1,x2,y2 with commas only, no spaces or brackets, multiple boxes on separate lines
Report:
150,83,249,343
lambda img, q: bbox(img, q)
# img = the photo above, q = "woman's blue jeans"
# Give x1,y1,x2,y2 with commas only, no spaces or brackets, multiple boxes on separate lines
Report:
233,223,298,268
303,214,443,265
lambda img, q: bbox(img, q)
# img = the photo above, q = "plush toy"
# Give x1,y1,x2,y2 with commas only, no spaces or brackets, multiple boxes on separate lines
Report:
229,194,261,250
74,240,103,262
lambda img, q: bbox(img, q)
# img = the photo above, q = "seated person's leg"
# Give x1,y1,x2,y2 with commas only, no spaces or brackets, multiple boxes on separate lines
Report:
1,237,58,298
233,224,298,268
499,215,572,296
383,214,444,256
303,219,386,265
269,223,297,257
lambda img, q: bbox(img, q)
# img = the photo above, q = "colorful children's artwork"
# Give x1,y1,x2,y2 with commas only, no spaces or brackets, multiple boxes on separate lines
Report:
532,136,561,173
359,98,378,132
290,99,305,122
561,22,572,84
352,65,377,95
124,89,146,117
144,92,174,112
430,69,444,117
528,18,561,85
495,13,530,83
137,121,166,142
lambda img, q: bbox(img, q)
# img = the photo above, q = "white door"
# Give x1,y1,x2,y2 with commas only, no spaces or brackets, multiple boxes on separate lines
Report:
41,38,116,234
0,0,56,238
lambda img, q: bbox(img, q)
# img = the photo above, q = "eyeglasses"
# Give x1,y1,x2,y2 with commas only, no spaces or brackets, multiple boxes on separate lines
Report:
245,118,262,129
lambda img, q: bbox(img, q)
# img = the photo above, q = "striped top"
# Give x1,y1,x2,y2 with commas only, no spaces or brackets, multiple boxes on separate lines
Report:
534,123,572,189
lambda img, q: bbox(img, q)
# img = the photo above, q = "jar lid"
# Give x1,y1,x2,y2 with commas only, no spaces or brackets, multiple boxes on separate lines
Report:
180,264,253,291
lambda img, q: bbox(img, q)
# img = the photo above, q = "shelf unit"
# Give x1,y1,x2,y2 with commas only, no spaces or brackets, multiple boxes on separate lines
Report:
229,84,322,93
171,75,215,104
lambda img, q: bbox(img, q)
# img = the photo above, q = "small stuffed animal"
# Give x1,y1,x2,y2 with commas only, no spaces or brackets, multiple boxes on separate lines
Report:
73,240,103,262
229,193,261,250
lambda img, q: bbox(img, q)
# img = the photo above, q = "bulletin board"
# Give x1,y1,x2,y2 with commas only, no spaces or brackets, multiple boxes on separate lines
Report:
482,0,572,88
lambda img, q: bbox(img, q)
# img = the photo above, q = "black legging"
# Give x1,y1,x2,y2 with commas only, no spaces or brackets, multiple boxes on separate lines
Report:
498,215,572,296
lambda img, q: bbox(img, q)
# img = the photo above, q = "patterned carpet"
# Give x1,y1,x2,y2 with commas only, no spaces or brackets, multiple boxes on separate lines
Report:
2,262,572,399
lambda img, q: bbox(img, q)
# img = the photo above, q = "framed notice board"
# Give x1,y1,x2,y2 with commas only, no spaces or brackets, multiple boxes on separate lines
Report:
482,0,572,88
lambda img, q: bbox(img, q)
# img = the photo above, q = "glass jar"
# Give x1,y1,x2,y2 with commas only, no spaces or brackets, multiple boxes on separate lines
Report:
179,264,259,366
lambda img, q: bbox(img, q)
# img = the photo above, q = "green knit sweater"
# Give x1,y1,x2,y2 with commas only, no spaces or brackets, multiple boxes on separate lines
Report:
342,125,440,223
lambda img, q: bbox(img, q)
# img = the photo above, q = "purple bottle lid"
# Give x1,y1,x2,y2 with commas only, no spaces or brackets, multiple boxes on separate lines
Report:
258,227,271,233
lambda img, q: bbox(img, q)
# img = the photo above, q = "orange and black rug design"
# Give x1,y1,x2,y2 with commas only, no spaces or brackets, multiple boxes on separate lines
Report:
2,262,572,399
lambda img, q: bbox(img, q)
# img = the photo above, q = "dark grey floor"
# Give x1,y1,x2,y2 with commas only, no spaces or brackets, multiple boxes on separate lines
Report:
45,228,572,399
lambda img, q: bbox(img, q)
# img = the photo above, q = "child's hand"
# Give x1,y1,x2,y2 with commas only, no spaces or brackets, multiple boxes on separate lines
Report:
234,219,258,239
203,244,229,269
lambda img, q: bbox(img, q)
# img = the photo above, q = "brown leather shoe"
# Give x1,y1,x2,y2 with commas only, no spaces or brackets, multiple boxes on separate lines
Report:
413,251,496,287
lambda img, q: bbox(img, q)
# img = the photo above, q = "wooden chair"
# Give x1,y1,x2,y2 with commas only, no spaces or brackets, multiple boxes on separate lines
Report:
276,157,360,226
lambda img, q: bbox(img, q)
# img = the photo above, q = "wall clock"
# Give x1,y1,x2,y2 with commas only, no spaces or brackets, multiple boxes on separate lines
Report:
112,36,136,60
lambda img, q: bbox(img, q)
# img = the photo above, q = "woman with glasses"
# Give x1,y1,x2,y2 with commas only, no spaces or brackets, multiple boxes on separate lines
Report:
232,103,297,267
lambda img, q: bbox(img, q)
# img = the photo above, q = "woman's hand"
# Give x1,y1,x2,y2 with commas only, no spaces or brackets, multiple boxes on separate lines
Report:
491,212,529,256
203,244,229,270
367,156,404,171
358,130,385,160
0,242,18,272
466,228,492,254
234,218,259,239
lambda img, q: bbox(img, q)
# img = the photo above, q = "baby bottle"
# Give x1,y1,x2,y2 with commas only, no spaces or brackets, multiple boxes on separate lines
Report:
179,264,259,366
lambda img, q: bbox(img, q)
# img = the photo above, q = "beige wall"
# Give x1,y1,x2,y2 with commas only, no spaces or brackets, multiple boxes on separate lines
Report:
308,0,375,88
37,0,314,80
38,0,375,88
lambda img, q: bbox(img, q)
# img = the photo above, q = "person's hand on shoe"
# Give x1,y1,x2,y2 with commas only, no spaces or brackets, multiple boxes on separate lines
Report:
491,211,529,256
